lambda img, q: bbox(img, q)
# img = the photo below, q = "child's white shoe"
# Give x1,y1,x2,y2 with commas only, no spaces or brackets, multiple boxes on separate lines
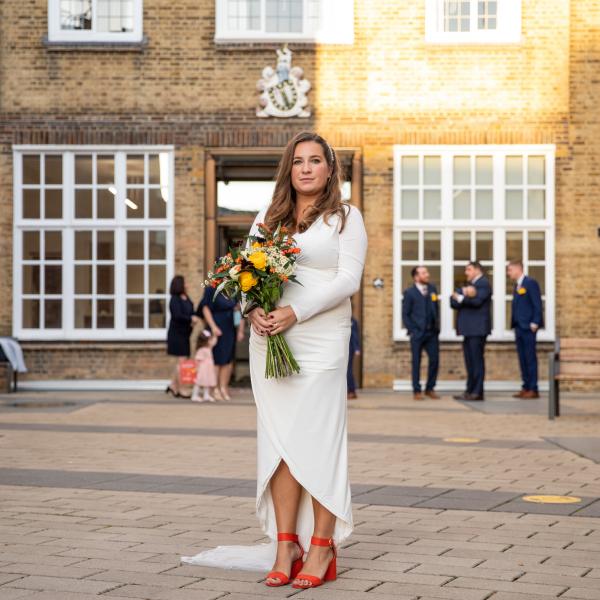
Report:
191,395,206,403
204,394,216,403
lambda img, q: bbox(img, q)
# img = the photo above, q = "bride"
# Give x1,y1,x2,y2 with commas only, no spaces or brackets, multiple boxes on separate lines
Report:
183,131,367,590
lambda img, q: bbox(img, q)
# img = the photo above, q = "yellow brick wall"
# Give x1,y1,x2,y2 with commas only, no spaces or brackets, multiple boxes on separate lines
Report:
0,1,598,388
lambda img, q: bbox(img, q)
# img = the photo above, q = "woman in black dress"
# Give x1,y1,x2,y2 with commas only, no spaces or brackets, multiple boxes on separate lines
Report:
198,286,244,400
167,275,198,397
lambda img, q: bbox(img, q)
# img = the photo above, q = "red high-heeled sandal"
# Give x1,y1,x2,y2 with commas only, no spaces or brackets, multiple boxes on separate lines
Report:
264,532,305,587
292,536,336,589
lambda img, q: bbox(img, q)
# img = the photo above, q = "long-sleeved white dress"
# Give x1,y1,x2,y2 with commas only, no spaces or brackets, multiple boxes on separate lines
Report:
182,203,368,571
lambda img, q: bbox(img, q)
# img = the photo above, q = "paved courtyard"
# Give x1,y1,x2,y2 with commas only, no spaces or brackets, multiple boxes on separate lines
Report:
0,388,600,600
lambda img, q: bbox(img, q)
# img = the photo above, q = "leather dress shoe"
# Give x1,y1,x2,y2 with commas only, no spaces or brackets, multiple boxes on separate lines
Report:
513,390,524,398
520,390,540,399
425,390,440,399
413,392,424,400
453,392,484,401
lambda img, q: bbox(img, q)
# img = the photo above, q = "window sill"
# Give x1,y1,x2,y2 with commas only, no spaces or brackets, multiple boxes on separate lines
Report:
424,33,521,46
42,35,149,52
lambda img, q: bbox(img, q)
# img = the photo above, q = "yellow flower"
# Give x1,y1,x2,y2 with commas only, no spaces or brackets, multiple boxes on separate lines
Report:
431,293,438,302
517,287,527,295
239,271,258,292
252,241,263,248
248,251,267,270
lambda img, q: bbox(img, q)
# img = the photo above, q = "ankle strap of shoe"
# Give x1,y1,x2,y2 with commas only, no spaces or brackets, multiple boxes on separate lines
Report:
277,532,299,542
310,536,333,547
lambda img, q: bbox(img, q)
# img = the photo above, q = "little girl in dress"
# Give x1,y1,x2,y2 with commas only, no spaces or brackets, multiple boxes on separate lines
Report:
191,330,218,402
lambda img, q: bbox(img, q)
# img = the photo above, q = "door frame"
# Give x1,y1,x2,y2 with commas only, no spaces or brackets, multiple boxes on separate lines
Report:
204,146,364,386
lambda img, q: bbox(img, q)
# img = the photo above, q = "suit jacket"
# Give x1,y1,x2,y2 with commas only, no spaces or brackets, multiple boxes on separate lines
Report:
349,317,361,354
450,276,492,337
511,275,543,330
402,284,440,336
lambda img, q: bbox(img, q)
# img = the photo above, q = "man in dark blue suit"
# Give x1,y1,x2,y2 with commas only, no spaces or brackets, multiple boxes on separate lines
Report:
402,266,440,400
508,260,543,399
450,261,492,401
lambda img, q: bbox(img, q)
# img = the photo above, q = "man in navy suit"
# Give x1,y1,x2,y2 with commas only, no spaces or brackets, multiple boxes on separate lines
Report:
402,266,440,400
507,260,543,399
450,261,492,401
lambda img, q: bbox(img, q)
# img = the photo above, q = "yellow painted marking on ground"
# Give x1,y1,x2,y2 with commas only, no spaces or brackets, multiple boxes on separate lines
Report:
522,495,582,504
443,437,481,444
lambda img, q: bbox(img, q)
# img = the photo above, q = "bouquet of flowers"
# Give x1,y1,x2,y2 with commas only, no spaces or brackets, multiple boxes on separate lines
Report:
204,222,301,379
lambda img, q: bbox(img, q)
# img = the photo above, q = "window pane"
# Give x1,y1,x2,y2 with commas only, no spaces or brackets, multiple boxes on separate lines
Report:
149,231,166,259
506,231,523,261
402,265,416,292
424,156,441,185
75,265,92,294
97,265,114,294
75,299,93,328
453,190,470,219
61,0,92,30
75,189,93,218
75,155,93,184
45,299,62,328
45,265,62,294
148,188,166,218
424,190,441,219
454,265,466,289
475,189,493,219
45,155,62,185
127,299,144,328
23,155,40,184
505,190,523,219
475,232,493,261
528,232,545,260
23,190,40,219
401,232,418,260
505,156,522,185
148,154,161,184
401,157,419,185
97,299,114,328
126,188,144,217
424,232,441,260
127,230,144,259
44,190,63,219
22,299,40,328
149,298,165,328
149,265,166,294
97,231,114,260
97,189,115,218
401,190,418,219
22,265,40,294
45,231,62,259
97,155,115,184
127,265,144,294
127,154,145,184
266,0,303,33
454,231,470,260
97,0,134,33
453,156,470,185
23,231,40,260
529,266,545,294
475,156,492,185
428,266,441,288
528,156,545,185
75,231,92,260
528,190,545,219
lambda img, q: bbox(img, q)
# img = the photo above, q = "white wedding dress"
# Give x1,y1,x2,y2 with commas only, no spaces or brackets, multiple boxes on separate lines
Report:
182,203,368,571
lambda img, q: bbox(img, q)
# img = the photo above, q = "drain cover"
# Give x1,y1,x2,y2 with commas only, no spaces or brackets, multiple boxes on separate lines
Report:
6,401,77,408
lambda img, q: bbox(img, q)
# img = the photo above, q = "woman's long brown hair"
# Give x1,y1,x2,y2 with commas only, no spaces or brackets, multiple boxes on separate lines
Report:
265,131,347,234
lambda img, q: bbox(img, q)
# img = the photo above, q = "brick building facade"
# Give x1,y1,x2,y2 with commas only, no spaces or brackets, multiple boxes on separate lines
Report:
0,1,598,389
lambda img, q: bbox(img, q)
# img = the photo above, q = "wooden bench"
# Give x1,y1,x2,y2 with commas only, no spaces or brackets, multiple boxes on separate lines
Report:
549,338,600,419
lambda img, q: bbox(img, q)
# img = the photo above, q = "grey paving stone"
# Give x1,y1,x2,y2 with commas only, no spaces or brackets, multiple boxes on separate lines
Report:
7,575,122,594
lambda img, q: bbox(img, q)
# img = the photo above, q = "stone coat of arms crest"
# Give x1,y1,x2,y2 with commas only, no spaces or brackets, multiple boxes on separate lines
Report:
256,45,311,118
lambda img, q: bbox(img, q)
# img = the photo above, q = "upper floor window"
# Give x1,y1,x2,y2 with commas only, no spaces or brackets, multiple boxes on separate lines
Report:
215,0,354,44
425,0,521,44
48,0,143,43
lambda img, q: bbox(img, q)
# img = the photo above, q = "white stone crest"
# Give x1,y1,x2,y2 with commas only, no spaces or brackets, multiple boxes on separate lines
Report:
256,45,311,118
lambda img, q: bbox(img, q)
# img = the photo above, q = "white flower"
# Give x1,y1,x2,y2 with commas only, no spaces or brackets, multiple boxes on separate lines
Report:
229,264,241,280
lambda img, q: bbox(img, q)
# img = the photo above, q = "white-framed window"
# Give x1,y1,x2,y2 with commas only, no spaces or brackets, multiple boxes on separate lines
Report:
215,0,353,43
425,0,521,44
48,0,143,43
393,145,555,342
13,146,174,340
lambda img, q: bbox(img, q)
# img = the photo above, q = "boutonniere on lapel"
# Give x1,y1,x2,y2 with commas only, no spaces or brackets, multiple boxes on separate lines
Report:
431,293,438,302
517,287,527,295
